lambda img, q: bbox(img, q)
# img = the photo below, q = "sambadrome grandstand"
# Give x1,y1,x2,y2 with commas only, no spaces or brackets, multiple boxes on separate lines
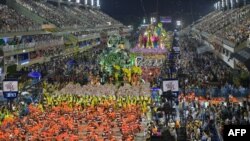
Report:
187,4,250,70
0,0,249,141
0,0,131,80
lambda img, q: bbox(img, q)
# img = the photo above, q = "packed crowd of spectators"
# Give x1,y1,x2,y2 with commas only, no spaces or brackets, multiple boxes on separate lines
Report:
0,4,39,33
72,30,98,38
1,34,63,46
73,7,121,27
0,0,122,33
71,27,120,40
178,93,250,141
179,96,220,141
0,1,122,34
176,32,250,140
70,7,106,27
93,9,122,26
17,0,86,27
21,34,63,44
1,34,64,52
216,99,250,135
16,0,121,28
194,5,250,45
179,35,249,97
18,44,104,87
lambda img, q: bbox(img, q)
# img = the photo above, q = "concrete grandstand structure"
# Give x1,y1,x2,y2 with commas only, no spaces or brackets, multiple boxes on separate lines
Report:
0,0,132,82
190,4,250,71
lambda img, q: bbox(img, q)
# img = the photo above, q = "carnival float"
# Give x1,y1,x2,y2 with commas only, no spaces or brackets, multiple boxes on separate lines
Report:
130,23,171,54
97,34,142,86
130,23,172,83
0,36,149,141
0,24,174,141
96,23,173,85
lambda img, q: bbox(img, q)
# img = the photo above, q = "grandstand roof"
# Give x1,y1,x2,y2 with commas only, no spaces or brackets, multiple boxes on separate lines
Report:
233,47,250,70
235,48,250,62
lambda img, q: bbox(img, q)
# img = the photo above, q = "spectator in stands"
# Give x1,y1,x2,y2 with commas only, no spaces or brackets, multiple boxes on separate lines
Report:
0,4,38,32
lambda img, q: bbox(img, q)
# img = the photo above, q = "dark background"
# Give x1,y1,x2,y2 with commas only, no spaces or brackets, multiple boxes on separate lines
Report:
101,0,218,27
0,0,219,28
0,0,6,4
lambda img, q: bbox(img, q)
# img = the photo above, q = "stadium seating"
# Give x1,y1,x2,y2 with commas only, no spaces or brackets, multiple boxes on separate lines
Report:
0,0,122,33
194,5,250,44
0,4,39,33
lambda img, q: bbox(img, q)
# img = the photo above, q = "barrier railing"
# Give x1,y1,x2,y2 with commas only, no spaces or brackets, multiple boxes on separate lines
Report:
2,39,64,52
0,26,42,34
180,87,250,98
77,33,100,40
215,36,236,48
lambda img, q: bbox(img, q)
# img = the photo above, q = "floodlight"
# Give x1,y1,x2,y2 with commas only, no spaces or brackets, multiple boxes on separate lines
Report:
176,21,181,26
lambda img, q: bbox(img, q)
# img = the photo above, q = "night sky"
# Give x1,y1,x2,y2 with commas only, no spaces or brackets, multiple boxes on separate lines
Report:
101,0,217,26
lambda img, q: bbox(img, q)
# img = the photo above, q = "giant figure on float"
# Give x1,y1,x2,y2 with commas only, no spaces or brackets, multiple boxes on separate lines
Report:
146,26,153,48
137,23,169,49
152,31,159,48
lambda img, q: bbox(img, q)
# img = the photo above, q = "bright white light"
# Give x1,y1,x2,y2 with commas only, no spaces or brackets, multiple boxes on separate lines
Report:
176,20,181,26
91,0,94,6
76,0,80,3
68,0,71,2
222,0,225,8
21,61,29,65
107,22,111,25
85,0,87,5
97,0,100,7
150,17,156,24
230,0,233,8
143,18,146,24
141,24,148,27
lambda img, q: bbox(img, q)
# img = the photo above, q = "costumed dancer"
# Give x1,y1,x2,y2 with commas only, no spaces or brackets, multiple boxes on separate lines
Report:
138,34,143,48
143,34,147,48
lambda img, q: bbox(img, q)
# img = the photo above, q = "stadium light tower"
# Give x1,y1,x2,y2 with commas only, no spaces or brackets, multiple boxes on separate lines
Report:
91,0,94,6
143,18,146,24
236,0,239,7
97,0,100,7
218,1,221,10
225,0,229,10
230,0,234,9
176,21,181,26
